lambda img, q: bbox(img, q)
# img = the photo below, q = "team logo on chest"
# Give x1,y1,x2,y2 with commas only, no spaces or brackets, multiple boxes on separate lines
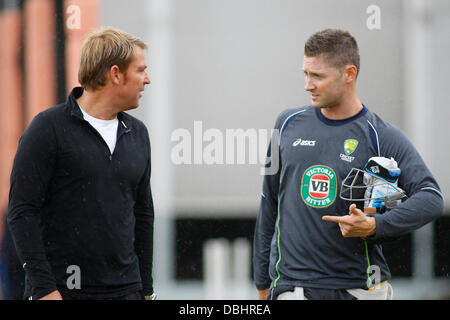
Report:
301,165,337,208
340,139,359,163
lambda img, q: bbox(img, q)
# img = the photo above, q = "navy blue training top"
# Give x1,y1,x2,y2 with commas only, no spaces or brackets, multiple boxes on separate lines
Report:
253,105,444,291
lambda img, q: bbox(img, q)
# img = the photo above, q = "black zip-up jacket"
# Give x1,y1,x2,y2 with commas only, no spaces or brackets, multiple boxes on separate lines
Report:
7,87,155,299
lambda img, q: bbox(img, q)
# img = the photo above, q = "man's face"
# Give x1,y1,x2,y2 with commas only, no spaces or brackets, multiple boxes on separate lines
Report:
303,54,346,109
118,46,151,110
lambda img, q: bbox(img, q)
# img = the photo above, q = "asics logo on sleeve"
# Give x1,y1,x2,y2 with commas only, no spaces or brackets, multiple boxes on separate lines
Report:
293,138,316,147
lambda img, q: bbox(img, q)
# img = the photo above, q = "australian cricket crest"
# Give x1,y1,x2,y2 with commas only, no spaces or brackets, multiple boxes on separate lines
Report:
344,139,359,155
340,139,359,163
301,165,337,208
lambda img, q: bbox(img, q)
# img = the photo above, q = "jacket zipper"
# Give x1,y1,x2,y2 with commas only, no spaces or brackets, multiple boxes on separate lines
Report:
80,118,130,161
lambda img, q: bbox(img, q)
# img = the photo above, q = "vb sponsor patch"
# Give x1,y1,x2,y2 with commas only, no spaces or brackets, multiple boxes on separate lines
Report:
301,165,337,208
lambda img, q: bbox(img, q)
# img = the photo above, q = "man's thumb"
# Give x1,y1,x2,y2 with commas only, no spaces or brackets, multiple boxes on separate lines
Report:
349,204,363,216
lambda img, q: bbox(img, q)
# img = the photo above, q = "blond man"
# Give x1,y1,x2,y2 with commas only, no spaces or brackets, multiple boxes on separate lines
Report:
7,27,155,300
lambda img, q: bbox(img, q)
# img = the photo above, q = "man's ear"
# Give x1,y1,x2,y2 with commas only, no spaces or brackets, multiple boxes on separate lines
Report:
344,65,358,84
109,65,122,85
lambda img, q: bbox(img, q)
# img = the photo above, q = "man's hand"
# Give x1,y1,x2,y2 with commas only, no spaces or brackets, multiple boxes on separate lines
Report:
257,288,269,300
322,204,376,239
38,290,63,300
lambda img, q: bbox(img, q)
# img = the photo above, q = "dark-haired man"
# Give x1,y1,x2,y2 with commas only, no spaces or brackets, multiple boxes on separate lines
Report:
253,29,443,300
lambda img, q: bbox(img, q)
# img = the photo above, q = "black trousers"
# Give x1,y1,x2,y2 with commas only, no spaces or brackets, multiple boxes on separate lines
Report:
62,291,145,300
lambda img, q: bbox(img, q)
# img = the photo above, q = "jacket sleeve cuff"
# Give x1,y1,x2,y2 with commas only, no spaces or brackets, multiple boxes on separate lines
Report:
29,286,58,300
142,286,154,296
255,282,271,291
369,214,385,240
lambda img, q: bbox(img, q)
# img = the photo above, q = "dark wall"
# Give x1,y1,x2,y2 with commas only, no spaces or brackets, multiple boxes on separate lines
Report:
175,215,450,280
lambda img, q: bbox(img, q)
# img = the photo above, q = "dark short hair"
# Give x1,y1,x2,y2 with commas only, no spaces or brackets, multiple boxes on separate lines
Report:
304,29,360,76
